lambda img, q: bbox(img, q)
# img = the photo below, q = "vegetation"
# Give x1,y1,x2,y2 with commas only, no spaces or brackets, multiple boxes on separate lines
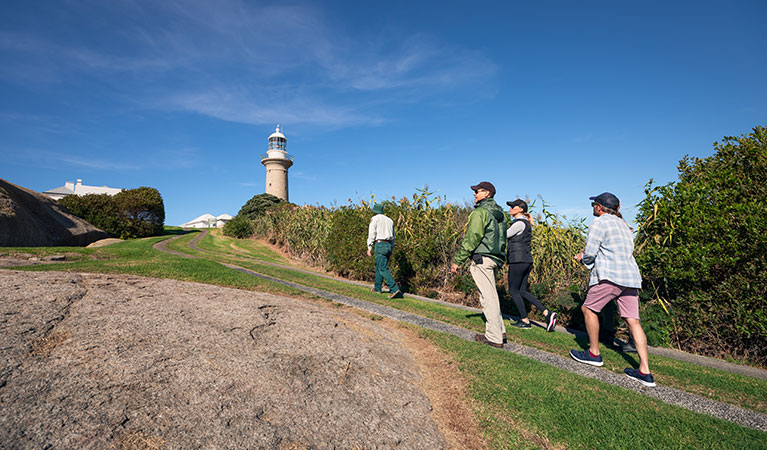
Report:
246,189,587,321
222,214,254,239
59,186,165,238
423,328,766,449
635,126,767,366
236,193,285,219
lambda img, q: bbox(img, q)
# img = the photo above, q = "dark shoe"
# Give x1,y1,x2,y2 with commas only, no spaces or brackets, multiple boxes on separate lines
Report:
502,333,507,343
545,312,558,332
621,340,637,353
625,368,656,387
474,334,503,348
388,290,403,299
509,320,531,329
569,349,604,367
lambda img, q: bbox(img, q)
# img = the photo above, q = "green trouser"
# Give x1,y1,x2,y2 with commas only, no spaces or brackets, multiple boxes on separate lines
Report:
374,241,399,293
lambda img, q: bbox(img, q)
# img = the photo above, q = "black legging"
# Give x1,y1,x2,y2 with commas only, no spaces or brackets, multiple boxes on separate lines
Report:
508,262,547,319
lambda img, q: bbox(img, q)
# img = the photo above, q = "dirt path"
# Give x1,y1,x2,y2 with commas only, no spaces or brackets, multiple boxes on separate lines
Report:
0,270,485,449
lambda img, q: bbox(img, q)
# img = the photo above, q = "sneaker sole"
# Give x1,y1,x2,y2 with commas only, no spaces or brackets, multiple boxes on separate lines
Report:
546,315,557,332
625,373,656,387
570,351,604,367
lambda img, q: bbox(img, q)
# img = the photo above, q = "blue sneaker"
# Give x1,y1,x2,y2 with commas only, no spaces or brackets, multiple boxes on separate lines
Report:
569,349,604,367
625,368,656,387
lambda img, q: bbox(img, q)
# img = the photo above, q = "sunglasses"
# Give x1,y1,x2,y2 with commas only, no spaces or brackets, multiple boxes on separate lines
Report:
591,202,599,207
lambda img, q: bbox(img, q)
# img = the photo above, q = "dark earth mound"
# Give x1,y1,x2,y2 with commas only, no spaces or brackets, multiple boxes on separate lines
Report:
0,179,109,247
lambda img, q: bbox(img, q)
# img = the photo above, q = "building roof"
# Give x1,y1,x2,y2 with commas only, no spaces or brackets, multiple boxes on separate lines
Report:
43,186,75,195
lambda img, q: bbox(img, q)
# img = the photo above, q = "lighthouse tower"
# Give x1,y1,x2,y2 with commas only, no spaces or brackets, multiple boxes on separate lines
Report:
261,125,293,201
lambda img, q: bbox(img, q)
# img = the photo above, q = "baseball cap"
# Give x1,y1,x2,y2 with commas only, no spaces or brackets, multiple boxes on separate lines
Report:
506,199,528,212
470,181,496,197
589,192,620,210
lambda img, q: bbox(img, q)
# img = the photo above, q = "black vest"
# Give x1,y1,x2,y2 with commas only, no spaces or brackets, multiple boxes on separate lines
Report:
507,218,533,263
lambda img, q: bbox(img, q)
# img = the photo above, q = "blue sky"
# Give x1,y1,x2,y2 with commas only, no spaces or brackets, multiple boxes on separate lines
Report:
2,1,765,226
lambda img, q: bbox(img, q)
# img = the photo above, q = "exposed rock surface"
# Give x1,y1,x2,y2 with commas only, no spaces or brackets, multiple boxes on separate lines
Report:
0,270,447,449
0,179,109,247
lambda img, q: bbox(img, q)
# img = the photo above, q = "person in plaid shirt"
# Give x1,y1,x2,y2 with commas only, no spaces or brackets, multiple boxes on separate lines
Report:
569,192,655,387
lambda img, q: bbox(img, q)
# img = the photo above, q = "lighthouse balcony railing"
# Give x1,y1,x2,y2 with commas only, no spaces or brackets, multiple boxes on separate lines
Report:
260,152,294,162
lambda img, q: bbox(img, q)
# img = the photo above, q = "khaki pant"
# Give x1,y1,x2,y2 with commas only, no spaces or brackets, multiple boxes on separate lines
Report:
470,256,505,345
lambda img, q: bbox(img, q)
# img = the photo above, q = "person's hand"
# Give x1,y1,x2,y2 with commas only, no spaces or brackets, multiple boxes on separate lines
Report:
450,263,459,274
574,252,583,262
367,248,372,257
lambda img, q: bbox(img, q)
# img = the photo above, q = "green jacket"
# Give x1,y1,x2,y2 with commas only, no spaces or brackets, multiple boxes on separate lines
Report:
454,198,507,266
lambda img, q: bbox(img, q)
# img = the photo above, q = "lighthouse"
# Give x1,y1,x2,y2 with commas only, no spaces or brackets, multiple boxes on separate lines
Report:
261,125,293,201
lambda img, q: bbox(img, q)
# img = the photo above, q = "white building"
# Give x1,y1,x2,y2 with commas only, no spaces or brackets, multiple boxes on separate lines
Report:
43,179,124,200
180,213,233,229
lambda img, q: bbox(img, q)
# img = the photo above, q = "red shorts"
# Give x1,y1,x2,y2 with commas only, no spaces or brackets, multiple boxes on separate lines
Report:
583,281,640,320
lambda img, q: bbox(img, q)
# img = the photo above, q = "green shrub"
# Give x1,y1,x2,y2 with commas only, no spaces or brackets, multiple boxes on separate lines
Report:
59,186,165,239
326,205,370,279
636,125,767,365
238,193,285,219
222,215,254,239
113,187,165,238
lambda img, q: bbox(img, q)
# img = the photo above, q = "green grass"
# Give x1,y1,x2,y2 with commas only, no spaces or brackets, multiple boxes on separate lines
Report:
420,328,767,449
8,233,310,299
197,229,288,264
159,232,767,415
5,229,767,443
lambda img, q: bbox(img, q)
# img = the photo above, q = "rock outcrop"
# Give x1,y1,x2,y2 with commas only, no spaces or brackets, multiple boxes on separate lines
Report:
0,178,109,247
0,271,447,448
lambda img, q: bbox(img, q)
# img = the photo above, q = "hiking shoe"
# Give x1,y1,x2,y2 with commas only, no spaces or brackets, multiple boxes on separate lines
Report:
509,320,531,329
545,312,558,332
569,349,604,367
474,334,503,348
625,368,656,387
388,290,403,299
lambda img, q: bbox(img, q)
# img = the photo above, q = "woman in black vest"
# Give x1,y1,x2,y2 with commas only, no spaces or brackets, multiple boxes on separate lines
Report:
506,199,558,331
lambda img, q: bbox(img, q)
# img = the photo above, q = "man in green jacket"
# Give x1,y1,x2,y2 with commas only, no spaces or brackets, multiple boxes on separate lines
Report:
451,181,508,348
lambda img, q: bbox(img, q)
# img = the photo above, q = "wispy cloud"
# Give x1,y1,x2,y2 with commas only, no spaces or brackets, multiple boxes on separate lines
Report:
2,146,203,171
1,1,498,128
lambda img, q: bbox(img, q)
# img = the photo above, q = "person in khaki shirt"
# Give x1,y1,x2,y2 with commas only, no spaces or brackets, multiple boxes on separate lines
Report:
367,203,402,298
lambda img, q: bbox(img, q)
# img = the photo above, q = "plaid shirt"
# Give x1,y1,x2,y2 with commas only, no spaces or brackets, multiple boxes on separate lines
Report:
581,214,642,288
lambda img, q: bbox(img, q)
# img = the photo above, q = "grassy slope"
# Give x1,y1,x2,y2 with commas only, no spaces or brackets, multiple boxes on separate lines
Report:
173,231,767,416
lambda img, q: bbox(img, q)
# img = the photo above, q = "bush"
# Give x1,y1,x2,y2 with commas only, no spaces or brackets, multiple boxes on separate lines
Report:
114,187,165,238
59,186,165,239
326,206,370,279
245,189,588,320
222,215,254,239
238,193,285,219
635,125,767,365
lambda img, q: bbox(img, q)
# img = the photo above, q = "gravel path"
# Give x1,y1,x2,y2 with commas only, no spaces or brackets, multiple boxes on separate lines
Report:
168,231,767,432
